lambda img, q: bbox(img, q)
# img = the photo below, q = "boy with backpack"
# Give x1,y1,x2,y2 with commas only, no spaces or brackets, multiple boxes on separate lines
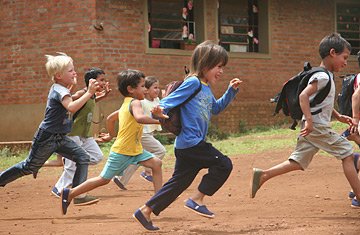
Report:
250,33,360,209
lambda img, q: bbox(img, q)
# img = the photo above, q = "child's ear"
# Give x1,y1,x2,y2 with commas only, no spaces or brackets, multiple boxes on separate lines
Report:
329,48,336,57
54,72,62,80
127,85,134,94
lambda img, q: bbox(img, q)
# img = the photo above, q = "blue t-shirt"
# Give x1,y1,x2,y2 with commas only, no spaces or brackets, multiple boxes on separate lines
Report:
39,84,73,134
160,76,239,149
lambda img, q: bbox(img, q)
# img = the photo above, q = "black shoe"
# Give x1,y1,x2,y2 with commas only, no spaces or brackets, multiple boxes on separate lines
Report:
113,177,127,190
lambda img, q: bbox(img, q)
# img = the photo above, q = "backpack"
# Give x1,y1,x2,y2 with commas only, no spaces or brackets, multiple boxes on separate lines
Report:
337,73,357,117
159,78,201,135
273,62,331,130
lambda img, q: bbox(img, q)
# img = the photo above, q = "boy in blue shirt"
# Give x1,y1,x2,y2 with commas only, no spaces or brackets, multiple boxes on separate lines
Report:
0,53,99,205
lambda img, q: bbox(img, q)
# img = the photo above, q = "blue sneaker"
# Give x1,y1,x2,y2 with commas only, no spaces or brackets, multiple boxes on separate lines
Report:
184,198,215,218
140,171,153,183
351,198,360,208
51,186,61,198
348,191,356,200
61,188,71,215
133,209,159,231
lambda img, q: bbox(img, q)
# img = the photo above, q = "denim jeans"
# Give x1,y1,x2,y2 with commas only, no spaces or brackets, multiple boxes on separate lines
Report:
0,128,90,187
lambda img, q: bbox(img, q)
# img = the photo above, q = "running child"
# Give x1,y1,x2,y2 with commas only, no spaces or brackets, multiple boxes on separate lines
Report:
60,69,163,215
0,53,99,207
250,33,360,210
133,40,242,231
49,68,111,205
106,76,166,190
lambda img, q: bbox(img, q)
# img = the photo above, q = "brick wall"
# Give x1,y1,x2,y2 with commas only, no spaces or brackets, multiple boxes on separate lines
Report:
0,0,358,141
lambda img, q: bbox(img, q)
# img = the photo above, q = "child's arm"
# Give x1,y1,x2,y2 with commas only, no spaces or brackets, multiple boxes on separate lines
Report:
131,99,160,124
299,81,317,136
96,110,118,143
62,79,99,113
211,78,241,115
71,88,87,101
351,86,360,134
332,109,352,125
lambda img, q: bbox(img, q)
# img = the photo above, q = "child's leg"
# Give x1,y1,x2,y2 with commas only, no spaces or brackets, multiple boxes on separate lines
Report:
43,154,64,167
342,155,360,200
56,136,90,188
140,157,162,192
81,137,103,165
0,129,57,186
54,159,76,191
118,164,139,186
141,133,166,176
68,176,110,201
259,159,303,187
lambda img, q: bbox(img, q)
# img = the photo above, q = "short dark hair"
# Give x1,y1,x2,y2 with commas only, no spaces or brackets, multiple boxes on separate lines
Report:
84,67,105,87
319,33,351,59
117,69,145,96
357,50,360,67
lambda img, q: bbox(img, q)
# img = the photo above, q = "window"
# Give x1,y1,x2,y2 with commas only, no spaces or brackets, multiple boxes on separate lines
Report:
148,0,203,50
218,0,268,53
336,3,360,55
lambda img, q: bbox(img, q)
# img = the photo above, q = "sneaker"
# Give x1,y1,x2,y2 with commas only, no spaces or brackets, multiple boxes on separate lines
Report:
184,198,215,218
250,168,263,198
113,176,127,190
61,188,71,215
348,191,356,200
351,198,360,208
140,171,153,183
74,195,100,206
133,209,159,231
51,186,61,198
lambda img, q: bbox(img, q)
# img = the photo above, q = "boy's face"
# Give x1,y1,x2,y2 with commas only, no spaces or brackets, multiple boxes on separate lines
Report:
131,77,146,100
57,63,77,87
96,74,107,90
331,48,350,73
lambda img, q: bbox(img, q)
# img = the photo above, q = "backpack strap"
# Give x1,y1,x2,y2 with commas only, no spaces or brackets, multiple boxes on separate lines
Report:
180,78,202,106
309,68,331,108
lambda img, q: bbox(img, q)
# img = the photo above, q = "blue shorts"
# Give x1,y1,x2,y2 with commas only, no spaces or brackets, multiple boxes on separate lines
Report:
100,150,153,179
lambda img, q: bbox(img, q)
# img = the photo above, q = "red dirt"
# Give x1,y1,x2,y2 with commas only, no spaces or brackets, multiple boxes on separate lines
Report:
1,149,360,235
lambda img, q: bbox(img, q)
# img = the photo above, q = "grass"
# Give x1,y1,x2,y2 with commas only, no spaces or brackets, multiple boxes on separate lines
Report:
0,121,352,170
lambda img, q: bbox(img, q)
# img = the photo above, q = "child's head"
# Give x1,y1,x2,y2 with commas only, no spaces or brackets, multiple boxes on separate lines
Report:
84,67,105,87
189,40,228,79
117,69,145,97
319,33,351,59
144,76,160,100
45,52,74,82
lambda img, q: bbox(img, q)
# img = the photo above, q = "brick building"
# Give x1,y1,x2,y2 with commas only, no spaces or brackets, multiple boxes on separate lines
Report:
0,0,359,141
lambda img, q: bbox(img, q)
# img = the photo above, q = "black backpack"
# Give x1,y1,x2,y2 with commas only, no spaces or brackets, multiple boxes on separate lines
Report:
337,73,357,117
273,62,331,130
159,78,201,135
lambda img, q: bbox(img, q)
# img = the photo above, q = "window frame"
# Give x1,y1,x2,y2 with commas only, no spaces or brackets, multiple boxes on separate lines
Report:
216,0,270,58
144,0,205,55
335,0,360,56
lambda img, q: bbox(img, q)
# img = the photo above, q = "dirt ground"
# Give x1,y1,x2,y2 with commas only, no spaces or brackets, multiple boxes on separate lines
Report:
1,149,360,235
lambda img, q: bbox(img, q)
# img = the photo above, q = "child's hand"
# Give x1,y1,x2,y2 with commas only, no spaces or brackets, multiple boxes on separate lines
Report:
229,78,242,89
88,79,100,95
95,82,112,97
151,106,169,119
300,120,314,137
337,114,352,125
95,132,113,143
